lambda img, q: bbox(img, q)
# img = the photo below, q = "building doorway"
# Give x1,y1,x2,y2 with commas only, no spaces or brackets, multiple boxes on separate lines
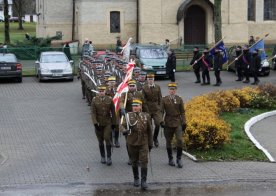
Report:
184,5,206,45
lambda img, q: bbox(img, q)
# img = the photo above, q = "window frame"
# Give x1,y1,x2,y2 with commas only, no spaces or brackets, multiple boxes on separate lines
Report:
110,11,121,33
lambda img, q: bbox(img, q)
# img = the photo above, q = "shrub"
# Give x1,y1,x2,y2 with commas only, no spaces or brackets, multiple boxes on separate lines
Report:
230,87,259,108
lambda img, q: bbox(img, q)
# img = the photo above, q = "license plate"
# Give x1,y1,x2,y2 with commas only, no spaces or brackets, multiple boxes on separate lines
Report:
0,67,11,70
156,71,166,74
53,73,62,77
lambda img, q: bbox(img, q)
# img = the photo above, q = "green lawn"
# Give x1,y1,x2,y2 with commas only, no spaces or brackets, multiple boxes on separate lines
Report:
0,22,36,44
190,108,270,161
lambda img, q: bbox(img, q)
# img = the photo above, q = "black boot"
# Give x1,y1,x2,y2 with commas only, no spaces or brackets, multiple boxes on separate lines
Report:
106,145,112,166
114,130,120,148
176,147,183,168
99,144,106,164
141,168,148,190
132,167,140,187
167,148,175,166
153,126,160,147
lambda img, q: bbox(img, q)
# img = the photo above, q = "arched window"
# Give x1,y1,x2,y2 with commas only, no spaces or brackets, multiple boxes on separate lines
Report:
110,11,120,33
264,0,276,20
248,0,256,21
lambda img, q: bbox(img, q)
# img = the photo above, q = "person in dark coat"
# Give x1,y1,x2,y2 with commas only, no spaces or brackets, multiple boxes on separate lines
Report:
213,48,223,86
234,46,244,81
250,49,261,85
166,49,176,82
190,46,202,83
63,42,72,60
201,48,213,85
242,45,251,83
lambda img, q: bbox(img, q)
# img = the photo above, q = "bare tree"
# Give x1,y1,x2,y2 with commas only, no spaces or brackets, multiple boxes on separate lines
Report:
214,0,222,42
13,0,24,30
4,0,10,44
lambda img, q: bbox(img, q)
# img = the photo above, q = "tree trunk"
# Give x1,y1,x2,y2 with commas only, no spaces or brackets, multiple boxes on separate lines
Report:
214,0,222,42
13,0,24,30
4,0,10,44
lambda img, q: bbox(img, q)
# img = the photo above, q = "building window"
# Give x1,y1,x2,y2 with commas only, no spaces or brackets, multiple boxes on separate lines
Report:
110,11,120,33
264,0,276,20
248,0,255,21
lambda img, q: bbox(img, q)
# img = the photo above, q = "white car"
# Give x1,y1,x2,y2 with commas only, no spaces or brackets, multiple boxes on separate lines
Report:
35,51,74,82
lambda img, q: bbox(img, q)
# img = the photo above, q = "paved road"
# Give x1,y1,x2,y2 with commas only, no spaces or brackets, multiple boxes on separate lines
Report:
0,71,276,194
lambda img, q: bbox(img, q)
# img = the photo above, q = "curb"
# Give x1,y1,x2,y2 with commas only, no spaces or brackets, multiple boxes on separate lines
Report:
244,110,276,162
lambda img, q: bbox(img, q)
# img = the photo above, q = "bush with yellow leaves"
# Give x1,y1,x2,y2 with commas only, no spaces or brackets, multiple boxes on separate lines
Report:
230,87,259,108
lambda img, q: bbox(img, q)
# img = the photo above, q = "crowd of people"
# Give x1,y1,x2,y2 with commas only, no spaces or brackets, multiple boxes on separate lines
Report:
77,45,187,190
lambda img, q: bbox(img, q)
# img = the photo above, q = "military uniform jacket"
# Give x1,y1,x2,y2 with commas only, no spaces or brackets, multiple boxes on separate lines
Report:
213,53,223,71
91,95,117,126
105,87,117,98
190,52,202,69
124,112,153,146
201,55,213,71
251,55,261,72
142,84,162,113
161,95,186,128
120,91,149,113
136,81,146,92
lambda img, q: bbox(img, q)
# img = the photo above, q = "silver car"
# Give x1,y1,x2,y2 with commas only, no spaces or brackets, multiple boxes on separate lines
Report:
35,51,74,82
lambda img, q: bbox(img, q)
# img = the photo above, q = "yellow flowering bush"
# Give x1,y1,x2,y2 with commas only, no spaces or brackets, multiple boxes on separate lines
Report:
230,87,257,108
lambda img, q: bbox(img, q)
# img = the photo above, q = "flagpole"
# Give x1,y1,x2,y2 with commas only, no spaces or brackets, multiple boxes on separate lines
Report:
227,33,269,67
192,36,226,66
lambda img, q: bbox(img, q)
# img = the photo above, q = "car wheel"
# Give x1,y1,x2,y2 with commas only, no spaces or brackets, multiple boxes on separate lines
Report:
17,77,22,83
69,78,74,82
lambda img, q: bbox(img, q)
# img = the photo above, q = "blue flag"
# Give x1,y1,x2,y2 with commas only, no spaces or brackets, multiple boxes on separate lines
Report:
210,41,228,64
249,39,266,60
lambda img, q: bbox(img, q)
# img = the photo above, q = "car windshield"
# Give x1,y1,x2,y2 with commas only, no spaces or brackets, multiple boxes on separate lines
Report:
0,54,17,62
140,49,167,59
41,54,68,63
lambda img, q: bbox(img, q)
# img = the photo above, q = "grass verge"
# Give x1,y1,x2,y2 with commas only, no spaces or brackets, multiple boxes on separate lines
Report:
189,108,270,161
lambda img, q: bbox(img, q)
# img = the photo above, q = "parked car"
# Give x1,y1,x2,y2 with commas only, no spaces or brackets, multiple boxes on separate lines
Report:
131,44,168,78
0,16,4,22
35,51,74,82
94,51,116,61
9,17,25,23
0,53,22,83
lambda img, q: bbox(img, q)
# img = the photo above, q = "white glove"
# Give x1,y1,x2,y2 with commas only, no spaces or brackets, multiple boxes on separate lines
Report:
173,69,175,73
195,60,198,64
259,68,262,71
235,58,238,61
247,65,250,69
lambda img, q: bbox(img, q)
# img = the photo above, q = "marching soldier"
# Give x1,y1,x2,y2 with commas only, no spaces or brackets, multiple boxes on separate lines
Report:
121,99,153,190
136,71,147,92
160,82,186,168
78,60,86,99
133,67,141,81
190,46,202,83
234,46,244,81
142,73,162,147
120,79,148,164
105,76,120,148
91,85,117,166
201,48,212,85
213,48,223,86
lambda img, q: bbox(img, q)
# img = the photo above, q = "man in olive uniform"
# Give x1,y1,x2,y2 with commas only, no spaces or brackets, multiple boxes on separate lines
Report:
91,85,117,166
136,71,147,92
105,76,120,148
120,79,148,164
190,47,202,83
133,67,141,81
121,99,153,190
142,73,162,147
78,60,87,99
160,82,186,168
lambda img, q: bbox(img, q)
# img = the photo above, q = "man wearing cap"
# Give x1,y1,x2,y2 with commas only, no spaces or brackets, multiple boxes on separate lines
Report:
250,49,261,85
120,79,148,164
105,76,120,148
241,45,251,83
234,46,244,81
136,71,147,92
103,71,112,87
201,48,213,85
213,48,223,86
91,85,117,166
95,63,105,85
160,82,186,168
121,99,153,190
190,46,202,83
142,73,162,147
133,67,141,82
81,38,92,59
